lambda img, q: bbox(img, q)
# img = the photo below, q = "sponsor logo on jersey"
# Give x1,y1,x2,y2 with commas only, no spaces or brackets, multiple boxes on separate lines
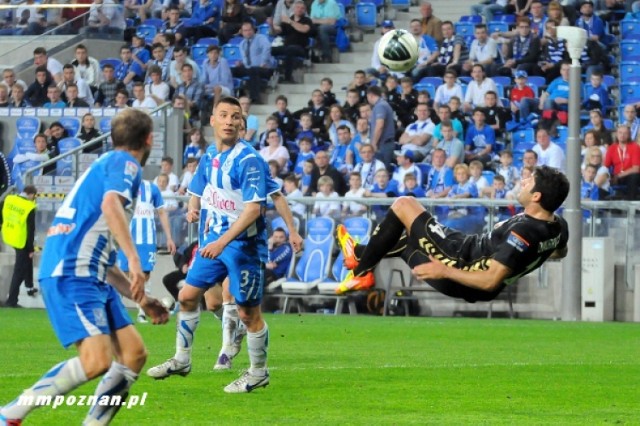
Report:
47,223,76,236
134,204,155,218
203,187,238,212
507,231,529,252
212,158,220,169
538,234,561,253
125,161,138,177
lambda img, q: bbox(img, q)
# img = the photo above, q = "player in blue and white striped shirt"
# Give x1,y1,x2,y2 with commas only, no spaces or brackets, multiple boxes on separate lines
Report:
0,109,169,426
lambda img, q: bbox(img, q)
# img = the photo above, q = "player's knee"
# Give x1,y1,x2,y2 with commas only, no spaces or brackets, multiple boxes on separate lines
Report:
120,344,148,372
391,196,415,214
80,351,113,379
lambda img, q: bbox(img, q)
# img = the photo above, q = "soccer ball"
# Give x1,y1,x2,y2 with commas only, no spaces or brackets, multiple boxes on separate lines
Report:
377,29,419,73
161,296,176,311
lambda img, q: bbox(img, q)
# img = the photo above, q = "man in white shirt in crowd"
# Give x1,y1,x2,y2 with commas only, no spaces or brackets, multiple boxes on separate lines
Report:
532,127,565,172
131,82,157,109
398,102,436,162
463,63,497,113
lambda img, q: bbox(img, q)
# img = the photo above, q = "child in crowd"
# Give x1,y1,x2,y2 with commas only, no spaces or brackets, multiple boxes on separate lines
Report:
581,164,600,201
342,89,361,124
342,172,367,217
347,69,369,104
301,158,315,195
510,70,536,121
464,108,495,166
507,165,534,200
313,176,340,219
400,173,426,197
153,156,180,192
488,174,513,222
468,160,490,196
442,163,483,234
582,71,610,116
283,175,307,218
434,70,463,110
268,160,284,189
495,149,519,191
178,157,198,195
448,96,468,135
398,77,418,127
295,113,321,149
320,77,337,108
258,116,283,150
365,169,399,220
294,137,315,176
183,128,206,166
273,95,297,141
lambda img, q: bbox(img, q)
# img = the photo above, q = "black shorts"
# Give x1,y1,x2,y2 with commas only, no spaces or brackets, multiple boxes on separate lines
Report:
401,211,505,303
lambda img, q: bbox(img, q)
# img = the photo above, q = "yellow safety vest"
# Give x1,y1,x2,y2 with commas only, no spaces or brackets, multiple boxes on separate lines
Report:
1,194,36,249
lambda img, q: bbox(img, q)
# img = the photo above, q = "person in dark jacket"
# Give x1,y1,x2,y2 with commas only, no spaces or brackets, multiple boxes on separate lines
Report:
24,66,53,107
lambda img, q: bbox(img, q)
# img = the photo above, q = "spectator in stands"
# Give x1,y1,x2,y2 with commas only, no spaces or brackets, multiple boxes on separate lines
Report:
200,45,234,111
12,134,54,174
464,108,495,166
539,20,567,84
45,122,68,157
124,0,157,22
79,113,101,146
160,5,186,46
576,0,605,46
400,173,426,197
239,96,260,147
309,0,341,64
348,70,370,104
169,47,200,88
419,1,442,43
265,227,293,283
183,128,206,165
86,0,126,35
506,164,533,199
398,103,435,162
176,63,204,120
161,0,192,18
147,43,171,82
392,150,422,191
436,121,464,168
330,125,355,177
441,163,484,233
111,88,131,108
9,84,30,108
178,157,199,195
182,0,218,42
426,148,453,198
70,44,101,91
536,61,570,117
313,175,341,218
448,96,468,135
65,84,89,108
342,172,367,217
464,24,499,77
527,0,547,37
546,1,570,26
582,129,607,158
581,164,600,202
130,35,151,75
582,72,609,116
366,168,399,218
523,149,538,168
354,143,386,190
0,85,8,107
470,0,509,23
318,78,337,108
623,105,640,141
469,160,489,195
433,104,464,140
582,145,610,194
283,175,306,218
326,104,355,147
218,0,246,44
426,21,468,77
510,70,536,120
271,0,294,31
295,91,328,142
294,113,321,149
233,21,274,105
367,86,396,166
1,68,28,95
95,64,126,107
132,81,157,108
604,125,640,200
582,109,612,145
496,149,520,190
433,70,463,110
59,64,94,105
396,77,419,128
307,149,347,195
499,17,541,77
301,159,315,194
116,45,144,88
271,0,313,83
368,20,398,80
482,90,510,139
258,115,282,149
154,156,180,192
579,40,609,82
342,89,361,124
33,47,63,84
353,116,371,147
272,95,298,141
43,85,66,108
145,65,171,105
533,127,565,172
463,64,497,113
260,129,290,173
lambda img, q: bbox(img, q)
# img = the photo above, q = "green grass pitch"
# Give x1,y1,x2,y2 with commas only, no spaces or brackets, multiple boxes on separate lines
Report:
0,309,638,425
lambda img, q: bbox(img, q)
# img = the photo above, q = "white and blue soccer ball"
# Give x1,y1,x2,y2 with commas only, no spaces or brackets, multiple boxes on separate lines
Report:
377,29,419,73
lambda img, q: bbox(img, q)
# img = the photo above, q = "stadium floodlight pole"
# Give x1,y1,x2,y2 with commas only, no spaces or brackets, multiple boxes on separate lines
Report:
557,26,587,321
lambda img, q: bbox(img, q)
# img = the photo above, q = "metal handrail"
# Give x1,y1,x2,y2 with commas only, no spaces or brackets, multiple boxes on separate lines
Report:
23,103,172,185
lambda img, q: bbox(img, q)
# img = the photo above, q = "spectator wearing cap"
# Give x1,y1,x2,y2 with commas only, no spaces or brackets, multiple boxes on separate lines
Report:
539,20,567,84
419,1,443,43
399,103,436,162
392,150,423,192
310,0,342,63
498,17,541,77
575,0,606,47
464,108,495,167
510,70,536,120
233,22,274,104
367,85,397,167
271,0,313,83
201,45,234,109
367,20,397,80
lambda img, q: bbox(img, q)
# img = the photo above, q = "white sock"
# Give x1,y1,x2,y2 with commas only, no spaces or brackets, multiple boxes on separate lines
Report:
221,303,238,354
174,309,200,364
0,357,88,420
247,322,269,376
83,362,137,425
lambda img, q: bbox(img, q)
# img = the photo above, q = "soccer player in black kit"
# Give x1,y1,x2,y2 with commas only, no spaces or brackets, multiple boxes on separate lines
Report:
336,165,570,302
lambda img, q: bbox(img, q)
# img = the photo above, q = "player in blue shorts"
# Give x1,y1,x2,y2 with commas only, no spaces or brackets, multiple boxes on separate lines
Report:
147,97,275,393
117,179,177,323
0,108,169,426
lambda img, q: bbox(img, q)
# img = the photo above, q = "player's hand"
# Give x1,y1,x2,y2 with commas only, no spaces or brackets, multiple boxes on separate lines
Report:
128,261,146,303
141,297,170,324
200,240,225,259
186,209,200,223
411,255,448,280
289,231,303,253
166,238,177,255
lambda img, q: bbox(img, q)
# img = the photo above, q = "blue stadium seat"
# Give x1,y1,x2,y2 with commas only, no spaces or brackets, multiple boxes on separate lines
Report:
257,23,270,36
58,117,81,138
56,137,82,176
142,18,163,28
488,21,509,35
602,74,616,88
620,83,640,104
15,117,41,140
494,82,505,98
191,44,209,64
482,170,495,185
459,15,482,24
222,44,243,65
270,215,301,236
492,75,512,88
621,41,640,61
390,0,410,11
511,128,535,148
136,24,157,44
99,117,112,134
497,14,516,25
195,37,219,46
418,76,443,87
413,82,435,98
422,35,438,52
527,75,546,89
281,217,335,295
227,35,243,45
355,2,377,31
621,19,640,38
527,82,540,96
455,22,475,37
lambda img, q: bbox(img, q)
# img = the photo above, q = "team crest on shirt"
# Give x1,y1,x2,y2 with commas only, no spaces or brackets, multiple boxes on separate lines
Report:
221,158,232,173
93,308,107,327
507,231,530,252
124,161,138,177
212,158,220,169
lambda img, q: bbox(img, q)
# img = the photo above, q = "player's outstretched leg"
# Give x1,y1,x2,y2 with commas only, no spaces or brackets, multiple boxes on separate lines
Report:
337,224,359,270
337,197,424,294
147,285,203,380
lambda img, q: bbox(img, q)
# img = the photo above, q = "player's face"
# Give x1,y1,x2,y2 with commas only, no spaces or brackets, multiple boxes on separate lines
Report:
211,101,242,145
517,173,536,205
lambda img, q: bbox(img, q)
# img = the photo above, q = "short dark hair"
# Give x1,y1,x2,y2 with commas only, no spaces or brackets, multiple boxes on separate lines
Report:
531,165,570,212
493,175,505,183
23,185,37,195
275,95,288,104
63,64,75,71
216,96,242,111
110,109,153,150
35,65,48,75
367,86,382,97
33,47,47,56
207,44,220,53
161,156,174,165
102,63,114,71
525,149,538,159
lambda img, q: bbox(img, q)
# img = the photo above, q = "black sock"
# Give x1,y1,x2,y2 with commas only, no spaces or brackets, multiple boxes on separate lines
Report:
353,209,405,276
354,234,407,260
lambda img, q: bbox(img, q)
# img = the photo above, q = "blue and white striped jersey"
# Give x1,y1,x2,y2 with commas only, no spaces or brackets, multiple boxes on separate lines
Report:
39,150,142,282
130,180,164,246
188,140,269,242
